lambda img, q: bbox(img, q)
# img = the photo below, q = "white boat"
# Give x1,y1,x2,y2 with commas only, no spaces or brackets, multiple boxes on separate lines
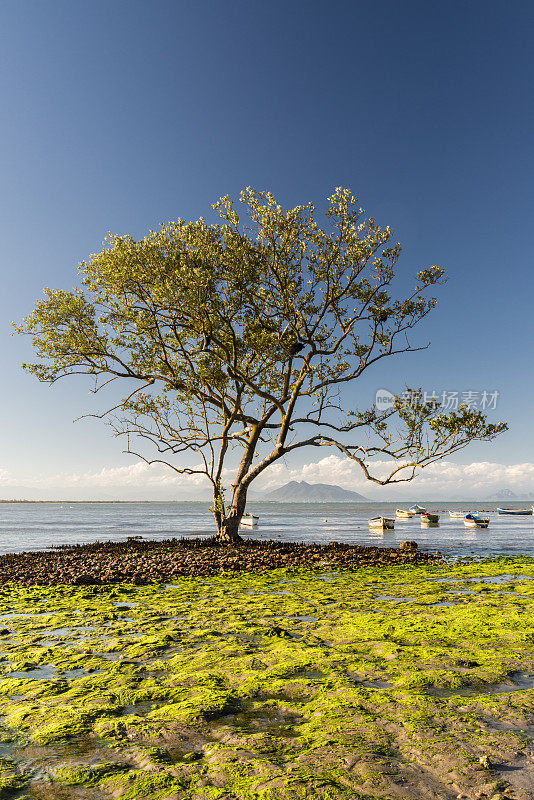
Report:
497,508,533,516
396,508,415,518
409,504,426,515
464,514,489,529
240,513,259,527
449,511,467,519
369,516,395,530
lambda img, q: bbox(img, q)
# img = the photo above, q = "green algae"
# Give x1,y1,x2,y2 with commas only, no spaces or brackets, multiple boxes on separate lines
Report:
0,559,533,797
54,762,127,785
0,757,27,796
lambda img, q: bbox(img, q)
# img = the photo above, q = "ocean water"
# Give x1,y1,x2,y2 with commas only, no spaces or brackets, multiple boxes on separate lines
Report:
0,501,533,559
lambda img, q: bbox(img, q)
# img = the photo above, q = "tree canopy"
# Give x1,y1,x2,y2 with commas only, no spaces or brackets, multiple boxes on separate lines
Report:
17,188,506,540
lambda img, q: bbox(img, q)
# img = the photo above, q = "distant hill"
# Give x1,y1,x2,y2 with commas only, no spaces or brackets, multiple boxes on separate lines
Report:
492,489,518,499
264,481,368,502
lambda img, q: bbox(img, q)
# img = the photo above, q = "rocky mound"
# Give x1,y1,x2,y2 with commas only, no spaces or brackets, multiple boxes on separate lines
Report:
0,537,440,585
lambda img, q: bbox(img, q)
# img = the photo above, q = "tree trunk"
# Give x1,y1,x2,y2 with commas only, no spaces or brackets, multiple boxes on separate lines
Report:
216,515,243,542
213,484,246,543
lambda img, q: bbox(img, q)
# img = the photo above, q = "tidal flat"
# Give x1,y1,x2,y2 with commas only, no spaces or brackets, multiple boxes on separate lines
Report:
1,559,534,799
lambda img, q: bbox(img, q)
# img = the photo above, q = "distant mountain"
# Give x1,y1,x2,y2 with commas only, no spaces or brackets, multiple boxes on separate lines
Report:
492,489,518,500
264,481,368,502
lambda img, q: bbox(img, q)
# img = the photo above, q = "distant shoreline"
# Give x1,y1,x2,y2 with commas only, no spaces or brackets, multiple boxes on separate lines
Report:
1,499,533,504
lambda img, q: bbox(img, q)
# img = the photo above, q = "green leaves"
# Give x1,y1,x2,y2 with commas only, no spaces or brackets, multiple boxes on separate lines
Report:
16,187,506,524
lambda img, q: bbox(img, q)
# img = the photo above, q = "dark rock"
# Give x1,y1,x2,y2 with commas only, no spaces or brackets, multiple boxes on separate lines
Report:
265,626,291,638
72,573,98,585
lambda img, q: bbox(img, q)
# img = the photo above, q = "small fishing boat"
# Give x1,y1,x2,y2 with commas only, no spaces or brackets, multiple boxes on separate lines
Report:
240,513,259,527
464,514,489,529
449,511,467,519
497,508,533,516
421,512,440,524
409,504,426,515
369,516,395,530
396,508,415,518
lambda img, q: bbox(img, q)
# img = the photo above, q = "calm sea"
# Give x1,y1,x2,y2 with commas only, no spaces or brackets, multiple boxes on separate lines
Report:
0,501,533,559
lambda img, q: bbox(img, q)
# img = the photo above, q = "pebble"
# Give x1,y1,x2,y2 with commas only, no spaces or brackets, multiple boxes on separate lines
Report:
0,537,440,586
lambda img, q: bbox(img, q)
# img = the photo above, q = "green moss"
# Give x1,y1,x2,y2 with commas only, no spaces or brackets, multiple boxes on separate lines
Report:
100,769,186,799
0,559,533,797
0,758,27,796
54,762,126,785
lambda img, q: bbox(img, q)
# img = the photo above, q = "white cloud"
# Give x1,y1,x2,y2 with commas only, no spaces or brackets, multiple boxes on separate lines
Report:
51,462,208,489
1,456,534,499
0,461,211,499
254,456,534,498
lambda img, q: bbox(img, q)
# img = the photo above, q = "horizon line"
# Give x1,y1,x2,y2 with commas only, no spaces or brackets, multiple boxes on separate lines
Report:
1,498,533,504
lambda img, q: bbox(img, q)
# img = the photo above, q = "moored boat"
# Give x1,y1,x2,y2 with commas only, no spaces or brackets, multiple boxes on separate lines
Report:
464,514,489,529
497,508,533,515
409,504,426,515
449,510,468,519
240,513,259,527
421,512,440,524
396,508,415,518
369,516,395,530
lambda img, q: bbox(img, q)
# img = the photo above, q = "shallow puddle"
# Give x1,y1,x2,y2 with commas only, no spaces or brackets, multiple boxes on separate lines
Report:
295,670,323,680
8,664,57,680
361,679,393,689
93,652,125,661
120,700,158,716
7,733,128,794
45,627,73,636
375,595,418,602
59,667,92,679
346,672,393,690
469,574,533,584
216,703,302,736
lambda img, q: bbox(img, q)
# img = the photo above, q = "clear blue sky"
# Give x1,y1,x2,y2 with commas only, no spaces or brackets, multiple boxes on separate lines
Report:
1,0,533,497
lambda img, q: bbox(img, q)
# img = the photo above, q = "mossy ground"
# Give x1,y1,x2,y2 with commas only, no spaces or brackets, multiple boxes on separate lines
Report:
0,558,534,798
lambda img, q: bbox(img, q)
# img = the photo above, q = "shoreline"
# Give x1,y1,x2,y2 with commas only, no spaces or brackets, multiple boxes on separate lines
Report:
0,537,440,586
